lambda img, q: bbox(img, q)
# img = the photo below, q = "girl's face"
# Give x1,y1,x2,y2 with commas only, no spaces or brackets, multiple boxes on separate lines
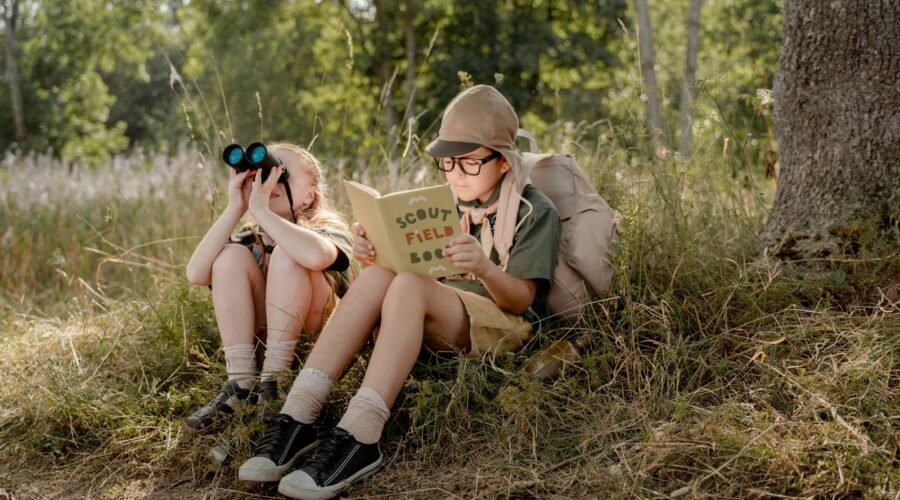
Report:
443,146,510,203
268,149,316,219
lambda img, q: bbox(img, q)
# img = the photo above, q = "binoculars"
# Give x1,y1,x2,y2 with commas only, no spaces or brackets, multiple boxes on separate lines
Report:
222,142,289,184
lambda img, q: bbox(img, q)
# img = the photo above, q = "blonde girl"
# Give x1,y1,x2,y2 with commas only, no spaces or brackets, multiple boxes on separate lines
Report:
184,143,353,431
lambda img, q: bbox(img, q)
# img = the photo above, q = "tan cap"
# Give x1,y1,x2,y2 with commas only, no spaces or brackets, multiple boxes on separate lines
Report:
426,85,524,180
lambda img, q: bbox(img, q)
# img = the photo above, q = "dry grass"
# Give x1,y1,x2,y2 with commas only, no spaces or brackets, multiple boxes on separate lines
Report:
0,134,898,499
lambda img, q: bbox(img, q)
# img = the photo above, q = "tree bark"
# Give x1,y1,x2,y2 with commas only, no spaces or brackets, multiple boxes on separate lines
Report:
633,0,667,153
762,0,900,258
679,0,702,157
2,0,26,154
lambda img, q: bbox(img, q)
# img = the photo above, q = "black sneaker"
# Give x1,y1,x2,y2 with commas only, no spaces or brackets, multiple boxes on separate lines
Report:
252,379,283,422
278,427,383,500
184,381,251,433
238,414,319,482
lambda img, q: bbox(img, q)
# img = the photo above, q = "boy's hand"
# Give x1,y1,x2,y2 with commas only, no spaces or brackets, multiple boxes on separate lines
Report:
444,234,492,276
248,166,284,217
351,223,376,264
226,170,254,214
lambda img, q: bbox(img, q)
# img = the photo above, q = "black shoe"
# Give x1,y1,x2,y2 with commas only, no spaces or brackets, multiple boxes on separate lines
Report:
252,379,283,422
278,427,383,500
238,413,319,482
184,381,251,433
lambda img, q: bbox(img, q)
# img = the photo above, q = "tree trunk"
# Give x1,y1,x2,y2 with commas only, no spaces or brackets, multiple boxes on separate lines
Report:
633,0,667,153
2,0,26,154
679,0,702,157
761,0,900,258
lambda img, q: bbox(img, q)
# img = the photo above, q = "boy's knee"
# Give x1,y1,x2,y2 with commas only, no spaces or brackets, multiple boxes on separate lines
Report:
357,264,396,284
384,272,428,304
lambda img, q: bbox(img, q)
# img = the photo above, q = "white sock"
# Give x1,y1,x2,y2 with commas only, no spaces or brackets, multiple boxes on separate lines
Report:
337,386,391,444
281,368,333,424
260,338,298,385
222,343,257,390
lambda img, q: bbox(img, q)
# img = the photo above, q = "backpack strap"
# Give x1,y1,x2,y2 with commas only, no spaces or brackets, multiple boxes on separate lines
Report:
516,128,539,153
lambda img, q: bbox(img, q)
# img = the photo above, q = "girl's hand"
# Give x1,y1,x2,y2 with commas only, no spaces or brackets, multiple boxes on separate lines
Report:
444,234,492,276
226,170,254,214
248,166,284,217
351,223,376,264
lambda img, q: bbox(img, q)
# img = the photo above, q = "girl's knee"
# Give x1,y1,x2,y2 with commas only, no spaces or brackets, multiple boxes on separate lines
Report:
212,244,255,276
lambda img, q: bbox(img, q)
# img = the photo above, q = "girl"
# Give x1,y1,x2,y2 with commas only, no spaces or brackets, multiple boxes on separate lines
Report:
238,85,562,499
184,143,353,432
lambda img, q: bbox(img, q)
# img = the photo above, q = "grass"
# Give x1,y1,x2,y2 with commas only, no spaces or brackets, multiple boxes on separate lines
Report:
0,124,898,499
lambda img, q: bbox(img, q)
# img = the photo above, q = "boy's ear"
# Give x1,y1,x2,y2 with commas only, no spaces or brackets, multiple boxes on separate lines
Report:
499,157,511,174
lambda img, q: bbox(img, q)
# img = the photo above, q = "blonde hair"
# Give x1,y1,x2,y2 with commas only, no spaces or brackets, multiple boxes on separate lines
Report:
268,142,347,233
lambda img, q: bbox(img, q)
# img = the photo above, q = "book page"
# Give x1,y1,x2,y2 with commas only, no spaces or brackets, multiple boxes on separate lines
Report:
377,184,465,278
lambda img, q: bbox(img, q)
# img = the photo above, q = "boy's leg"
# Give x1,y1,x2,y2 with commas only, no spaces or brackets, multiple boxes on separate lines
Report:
361,271,469,407
240,265,396,482
335,272,468,442
277,273,468,497
279,265,395,423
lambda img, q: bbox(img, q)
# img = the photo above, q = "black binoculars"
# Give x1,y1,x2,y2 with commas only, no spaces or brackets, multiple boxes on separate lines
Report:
222,142,289,184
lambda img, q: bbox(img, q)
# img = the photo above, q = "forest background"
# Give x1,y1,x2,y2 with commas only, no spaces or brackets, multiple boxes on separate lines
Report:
1,1,896,498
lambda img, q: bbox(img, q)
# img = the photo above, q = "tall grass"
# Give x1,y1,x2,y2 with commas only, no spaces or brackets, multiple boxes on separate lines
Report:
1,115,897,498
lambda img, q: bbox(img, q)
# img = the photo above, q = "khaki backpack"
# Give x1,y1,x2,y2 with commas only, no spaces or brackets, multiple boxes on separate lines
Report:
517,129,617,321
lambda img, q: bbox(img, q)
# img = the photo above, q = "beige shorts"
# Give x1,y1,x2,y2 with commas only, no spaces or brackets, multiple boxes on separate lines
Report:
447,288,533,356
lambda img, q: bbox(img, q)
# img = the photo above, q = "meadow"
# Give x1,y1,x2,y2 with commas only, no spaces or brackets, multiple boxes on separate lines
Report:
1,119,897,499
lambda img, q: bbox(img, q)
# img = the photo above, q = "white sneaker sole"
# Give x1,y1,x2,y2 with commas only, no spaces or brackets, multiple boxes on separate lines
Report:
277,455,384,500
238,440,320,483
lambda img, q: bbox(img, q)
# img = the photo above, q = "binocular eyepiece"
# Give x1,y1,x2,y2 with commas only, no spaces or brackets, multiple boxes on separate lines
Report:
222,142,289,183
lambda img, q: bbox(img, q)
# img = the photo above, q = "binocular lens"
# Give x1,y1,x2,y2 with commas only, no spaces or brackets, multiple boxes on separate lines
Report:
223,144,245,166
247,144,267,164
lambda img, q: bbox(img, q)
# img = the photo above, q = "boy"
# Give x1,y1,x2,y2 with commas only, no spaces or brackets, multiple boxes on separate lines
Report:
238,85,561,499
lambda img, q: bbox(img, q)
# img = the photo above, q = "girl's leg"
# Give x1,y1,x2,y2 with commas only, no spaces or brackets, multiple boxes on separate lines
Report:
211,244,267,347
211,244,267,387
280,265,396,424
186,245,266,431
260,247,333,386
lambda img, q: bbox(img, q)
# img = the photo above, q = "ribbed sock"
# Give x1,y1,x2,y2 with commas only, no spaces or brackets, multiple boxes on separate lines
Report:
336,386,391,444
223,343,257,390
260,338,298,385
281,368,333,424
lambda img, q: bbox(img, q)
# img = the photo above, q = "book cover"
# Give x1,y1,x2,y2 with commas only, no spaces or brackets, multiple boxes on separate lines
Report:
343,180,466,278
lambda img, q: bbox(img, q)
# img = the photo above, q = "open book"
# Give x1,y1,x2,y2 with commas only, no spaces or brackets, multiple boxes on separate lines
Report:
343,180,465,278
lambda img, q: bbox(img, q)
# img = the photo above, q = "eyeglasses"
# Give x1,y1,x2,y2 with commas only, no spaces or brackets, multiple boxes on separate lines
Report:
434,150,502,176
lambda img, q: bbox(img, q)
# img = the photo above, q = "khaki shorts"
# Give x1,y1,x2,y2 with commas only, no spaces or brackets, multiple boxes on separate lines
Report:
447,288,533,356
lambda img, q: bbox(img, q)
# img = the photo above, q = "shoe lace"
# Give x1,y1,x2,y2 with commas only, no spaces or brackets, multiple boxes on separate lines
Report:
305,432,347,471
255,417,291,454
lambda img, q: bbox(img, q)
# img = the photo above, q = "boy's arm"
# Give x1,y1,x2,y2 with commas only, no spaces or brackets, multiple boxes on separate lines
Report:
478,263,537,315
443,234,536,315
185,206,244,286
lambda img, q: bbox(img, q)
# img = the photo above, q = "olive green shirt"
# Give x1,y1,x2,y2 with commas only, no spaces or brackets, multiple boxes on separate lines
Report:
441,183,562,322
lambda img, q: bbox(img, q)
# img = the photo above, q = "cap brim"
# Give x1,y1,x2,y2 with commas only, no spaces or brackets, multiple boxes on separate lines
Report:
425,139,481,157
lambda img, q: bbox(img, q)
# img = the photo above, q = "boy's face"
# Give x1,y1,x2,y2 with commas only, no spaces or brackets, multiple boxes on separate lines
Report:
443,146,510,203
